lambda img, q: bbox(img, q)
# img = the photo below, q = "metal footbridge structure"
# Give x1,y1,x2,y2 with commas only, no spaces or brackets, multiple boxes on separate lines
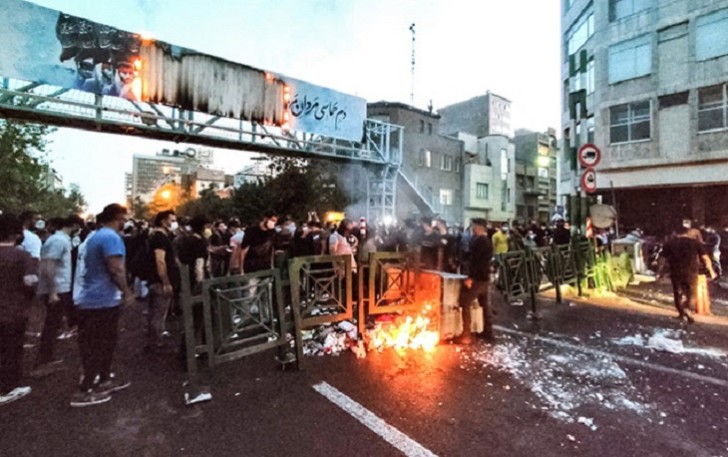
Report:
0,0,405,222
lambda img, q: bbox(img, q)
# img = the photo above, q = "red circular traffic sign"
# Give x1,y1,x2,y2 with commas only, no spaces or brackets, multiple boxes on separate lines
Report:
581,167,597,194
578,143,601,168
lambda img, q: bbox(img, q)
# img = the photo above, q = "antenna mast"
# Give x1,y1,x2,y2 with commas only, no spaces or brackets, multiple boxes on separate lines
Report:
409,23,416,106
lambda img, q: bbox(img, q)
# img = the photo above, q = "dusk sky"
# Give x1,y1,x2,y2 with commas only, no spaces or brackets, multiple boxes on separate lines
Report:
28,0,561,212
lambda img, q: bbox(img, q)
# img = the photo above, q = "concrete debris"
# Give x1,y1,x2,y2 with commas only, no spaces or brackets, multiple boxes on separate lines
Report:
612,329,727,358
577,416,598,431
463,334,650,425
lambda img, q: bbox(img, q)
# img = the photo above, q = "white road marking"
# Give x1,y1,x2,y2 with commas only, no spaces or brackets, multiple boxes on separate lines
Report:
494,325,728,389
312,381,438,457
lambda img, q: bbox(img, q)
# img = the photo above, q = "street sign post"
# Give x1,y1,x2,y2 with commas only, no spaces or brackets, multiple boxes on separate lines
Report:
581,167,597,194
578,143,601,168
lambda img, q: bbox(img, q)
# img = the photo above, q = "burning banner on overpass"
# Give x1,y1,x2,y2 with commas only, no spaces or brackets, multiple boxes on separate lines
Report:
0,0,366,141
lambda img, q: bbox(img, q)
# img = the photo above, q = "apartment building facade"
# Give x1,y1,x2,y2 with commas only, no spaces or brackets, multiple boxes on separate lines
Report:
561,0,728,234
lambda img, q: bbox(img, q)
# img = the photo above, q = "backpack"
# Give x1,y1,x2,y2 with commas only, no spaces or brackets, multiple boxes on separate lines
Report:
128,235,156,281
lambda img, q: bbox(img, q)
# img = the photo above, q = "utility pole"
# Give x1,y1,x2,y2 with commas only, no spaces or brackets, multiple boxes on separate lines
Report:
409,23,416,106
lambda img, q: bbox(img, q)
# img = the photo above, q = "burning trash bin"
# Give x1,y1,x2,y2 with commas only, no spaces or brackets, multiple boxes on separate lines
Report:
428,271,484,340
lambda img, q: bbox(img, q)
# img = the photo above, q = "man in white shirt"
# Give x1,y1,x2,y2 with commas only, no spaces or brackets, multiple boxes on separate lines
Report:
19,211,42,260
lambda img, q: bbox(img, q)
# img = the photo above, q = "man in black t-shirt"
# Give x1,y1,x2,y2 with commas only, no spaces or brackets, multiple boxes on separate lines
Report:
418,217,441,270
241,211,278,274
659,225,716,323
455,218,494,344
178,216,209,295
147,210,180,350
209,221,230,278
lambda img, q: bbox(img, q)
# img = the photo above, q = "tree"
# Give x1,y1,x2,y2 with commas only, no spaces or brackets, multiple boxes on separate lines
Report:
0,119,88,217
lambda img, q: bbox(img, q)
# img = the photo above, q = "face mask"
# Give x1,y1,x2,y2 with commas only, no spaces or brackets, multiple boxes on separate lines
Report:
184,225,192,233
169,221,179,232
266,220,276,230
35,220,46,231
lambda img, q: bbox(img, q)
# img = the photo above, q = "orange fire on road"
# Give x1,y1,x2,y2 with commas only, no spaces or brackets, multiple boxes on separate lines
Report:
364,304,439,353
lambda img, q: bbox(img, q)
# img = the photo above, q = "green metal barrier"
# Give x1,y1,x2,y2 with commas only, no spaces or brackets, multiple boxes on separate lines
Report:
574,239,597,289
528,246,561,304
496,251,531,304
180,267,300,379
553,244,580,295
288,254,353,327
367,252,422,316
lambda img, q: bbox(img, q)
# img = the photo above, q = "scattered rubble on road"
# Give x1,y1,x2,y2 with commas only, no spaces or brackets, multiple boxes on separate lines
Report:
461,334,651,429
612,329,728,358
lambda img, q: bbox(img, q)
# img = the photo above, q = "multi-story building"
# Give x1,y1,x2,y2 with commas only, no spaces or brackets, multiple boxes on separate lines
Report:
367,102,464,224
513,128,559,223
130,148,214,203
561,0,728,234
233,158,275,187
41,166,63,192
438,91,513,139
124,172,133,208
454,132,516,225
437,92,517,225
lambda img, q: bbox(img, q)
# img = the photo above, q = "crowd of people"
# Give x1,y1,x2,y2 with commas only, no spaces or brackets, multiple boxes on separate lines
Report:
1,202,725,408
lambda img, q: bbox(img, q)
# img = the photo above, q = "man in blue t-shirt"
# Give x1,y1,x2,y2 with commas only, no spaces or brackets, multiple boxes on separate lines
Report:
71,204,133,408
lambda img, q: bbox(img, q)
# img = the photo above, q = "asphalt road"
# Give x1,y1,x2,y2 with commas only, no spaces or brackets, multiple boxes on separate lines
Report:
2,294,728,457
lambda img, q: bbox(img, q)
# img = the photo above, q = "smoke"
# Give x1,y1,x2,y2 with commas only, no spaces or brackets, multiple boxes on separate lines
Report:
134,0,160,29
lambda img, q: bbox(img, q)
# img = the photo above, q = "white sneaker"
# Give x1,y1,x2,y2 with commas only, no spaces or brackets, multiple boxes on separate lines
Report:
0,386,31,406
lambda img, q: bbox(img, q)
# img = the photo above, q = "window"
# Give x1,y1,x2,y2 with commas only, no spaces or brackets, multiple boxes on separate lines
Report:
500,148,508,179
587,59,595,94
609,35,651,83
527,176,535,188
610,101,651,143
587,116,595,143
440,189,453,206
419,149,432,167
428,123,433,135
507,188,512,203
538,168,549,178
476,183,489,199
440,154,453,171
609,0,653,22
455,157,461,172
566,12,595,56
698,84,728,132
696,9,728,61
419,120,425,133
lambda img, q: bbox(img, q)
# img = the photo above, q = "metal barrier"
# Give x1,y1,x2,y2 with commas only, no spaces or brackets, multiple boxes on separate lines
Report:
288,255,353,367
180,267,299,379
497,251,531,304
554,244,581,295
529,246,560,302
496,242,598,315
574,239,597,288
366,252,422,315
288,254,353,328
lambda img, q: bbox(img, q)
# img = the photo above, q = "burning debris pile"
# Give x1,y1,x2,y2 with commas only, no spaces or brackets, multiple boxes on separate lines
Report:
462,334,651,429
301,306,440,358
364,313,439,353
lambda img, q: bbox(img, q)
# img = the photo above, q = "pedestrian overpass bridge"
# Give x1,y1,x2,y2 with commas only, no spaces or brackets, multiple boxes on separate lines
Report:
0,0,422,222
